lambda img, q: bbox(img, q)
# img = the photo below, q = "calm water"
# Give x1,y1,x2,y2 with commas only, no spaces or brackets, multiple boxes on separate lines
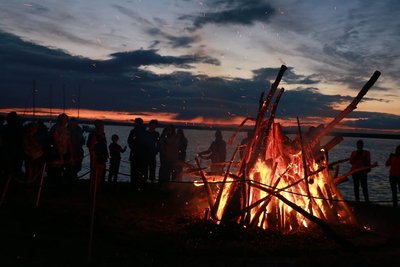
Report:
79,125,400,206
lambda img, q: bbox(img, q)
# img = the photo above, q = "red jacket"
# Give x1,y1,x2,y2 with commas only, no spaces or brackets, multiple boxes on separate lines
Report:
386,154,400,177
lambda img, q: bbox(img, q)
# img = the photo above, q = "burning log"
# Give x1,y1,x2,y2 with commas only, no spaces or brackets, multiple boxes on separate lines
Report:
310,71,381,149
333,162,378,185
192,67,380,245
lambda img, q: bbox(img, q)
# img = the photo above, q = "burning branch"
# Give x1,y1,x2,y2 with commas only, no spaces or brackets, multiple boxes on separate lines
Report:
311,71,381,149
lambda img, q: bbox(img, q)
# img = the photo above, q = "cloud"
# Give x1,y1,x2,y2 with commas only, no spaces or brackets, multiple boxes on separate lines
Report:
180,0,275,31
146,27,200,49
1,30,399,131
252,67,320,85
342,113,400,130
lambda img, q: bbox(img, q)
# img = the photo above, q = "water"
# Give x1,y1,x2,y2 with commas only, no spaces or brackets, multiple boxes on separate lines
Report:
80,125,400,206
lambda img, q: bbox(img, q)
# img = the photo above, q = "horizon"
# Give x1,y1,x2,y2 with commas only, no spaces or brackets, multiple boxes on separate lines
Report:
1,107,400,137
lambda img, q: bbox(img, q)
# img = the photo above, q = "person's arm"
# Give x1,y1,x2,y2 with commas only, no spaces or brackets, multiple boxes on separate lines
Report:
365,150,371,166
386,154,393,167
127,130,134,149
349,151,356,165
199,143,212,159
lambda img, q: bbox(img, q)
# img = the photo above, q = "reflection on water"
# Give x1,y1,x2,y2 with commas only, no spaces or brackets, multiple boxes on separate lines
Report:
78,125,399,205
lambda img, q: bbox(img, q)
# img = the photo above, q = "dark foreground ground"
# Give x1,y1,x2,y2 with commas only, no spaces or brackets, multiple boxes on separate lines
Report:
0,180,399,267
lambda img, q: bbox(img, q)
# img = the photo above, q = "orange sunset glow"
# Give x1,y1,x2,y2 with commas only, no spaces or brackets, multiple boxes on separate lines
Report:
1,107,398,133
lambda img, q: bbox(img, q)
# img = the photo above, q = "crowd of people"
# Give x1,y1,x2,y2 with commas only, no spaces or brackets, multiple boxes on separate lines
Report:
0,112,227,195
0,111,399,208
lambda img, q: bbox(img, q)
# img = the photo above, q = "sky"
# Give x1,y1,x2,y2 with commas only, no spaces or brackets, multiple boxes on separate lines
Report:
0,0,399,131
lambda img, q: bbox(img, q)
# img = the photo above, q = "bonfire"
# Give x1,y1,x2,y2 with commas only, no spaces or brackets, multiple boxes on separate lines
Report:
192,65,380,238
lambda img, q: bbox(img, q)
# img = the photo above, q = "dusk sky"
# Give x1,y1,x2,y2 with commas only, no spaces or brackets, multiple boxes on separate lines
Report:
0,0,399,131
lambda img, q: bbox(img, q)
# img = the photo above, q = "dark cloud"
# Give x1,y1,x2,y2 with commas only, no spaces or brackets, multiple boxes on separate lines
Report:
146,27,200,48
0,30,399,131
180,1,275,31
276,88,353,118
342,113,400,130
111,4,152,26
252,67,320,85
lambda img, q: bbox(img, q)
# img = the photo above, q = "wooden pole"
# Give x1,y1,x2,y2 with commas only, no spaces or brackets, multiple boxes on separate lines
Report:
296,117,313,215
311,71,381,149
62,84,66,113
195,158,215,212
49,85,53,124
333,163,378,185
32,80,36,118
211,145,240,219
77,85,81,119
35,162,47,208
88,154,98,263
0,174,12,207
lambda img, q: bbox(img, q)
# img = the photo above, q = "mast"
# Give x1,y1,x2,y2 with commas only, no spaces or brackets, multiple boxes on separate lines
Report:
62,84,66,113
49,84,53,123
32,80,36,118
78,85,81,119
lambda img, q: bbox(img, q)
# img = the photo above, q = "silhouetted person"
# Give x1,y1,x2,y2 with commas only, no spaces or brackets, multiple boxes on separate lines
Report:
349,140,371,202
146,119,160,183
176,128,188,181
23,122,45,183
239,130,253,159
128,117,148,187
87,120,108,191
108,134,126,185
199,130,226,175
159,125,179,183
66,119,84,181
1,112,24,180
48,113,71,182
386,145,400,207
0,114,5,181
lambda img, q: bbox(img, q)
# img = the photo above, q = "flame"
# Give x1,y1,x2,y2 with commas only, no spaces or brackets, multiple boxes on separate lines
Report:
195,123,355,233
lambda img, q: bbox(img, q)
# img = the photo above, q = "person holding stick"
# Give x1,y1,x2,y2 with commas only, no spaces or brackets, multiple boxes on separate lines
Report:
349,139,371,202
385,145,400,207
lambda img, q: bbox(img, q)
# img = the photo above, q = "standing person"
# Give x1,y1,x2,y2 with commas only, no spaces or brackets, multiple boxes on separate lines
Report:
108,134,126,185
1,112,24,181
66,118,85,181
22,122,45,183
127,118,147,188
0,115,5,182
239,130,253,159
87,120,108,191
146,119,160,183
386,145,400,207
199,129,226,175
349,139,371,202
176,128,188,181
158,125,179,183
48,113,72,182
